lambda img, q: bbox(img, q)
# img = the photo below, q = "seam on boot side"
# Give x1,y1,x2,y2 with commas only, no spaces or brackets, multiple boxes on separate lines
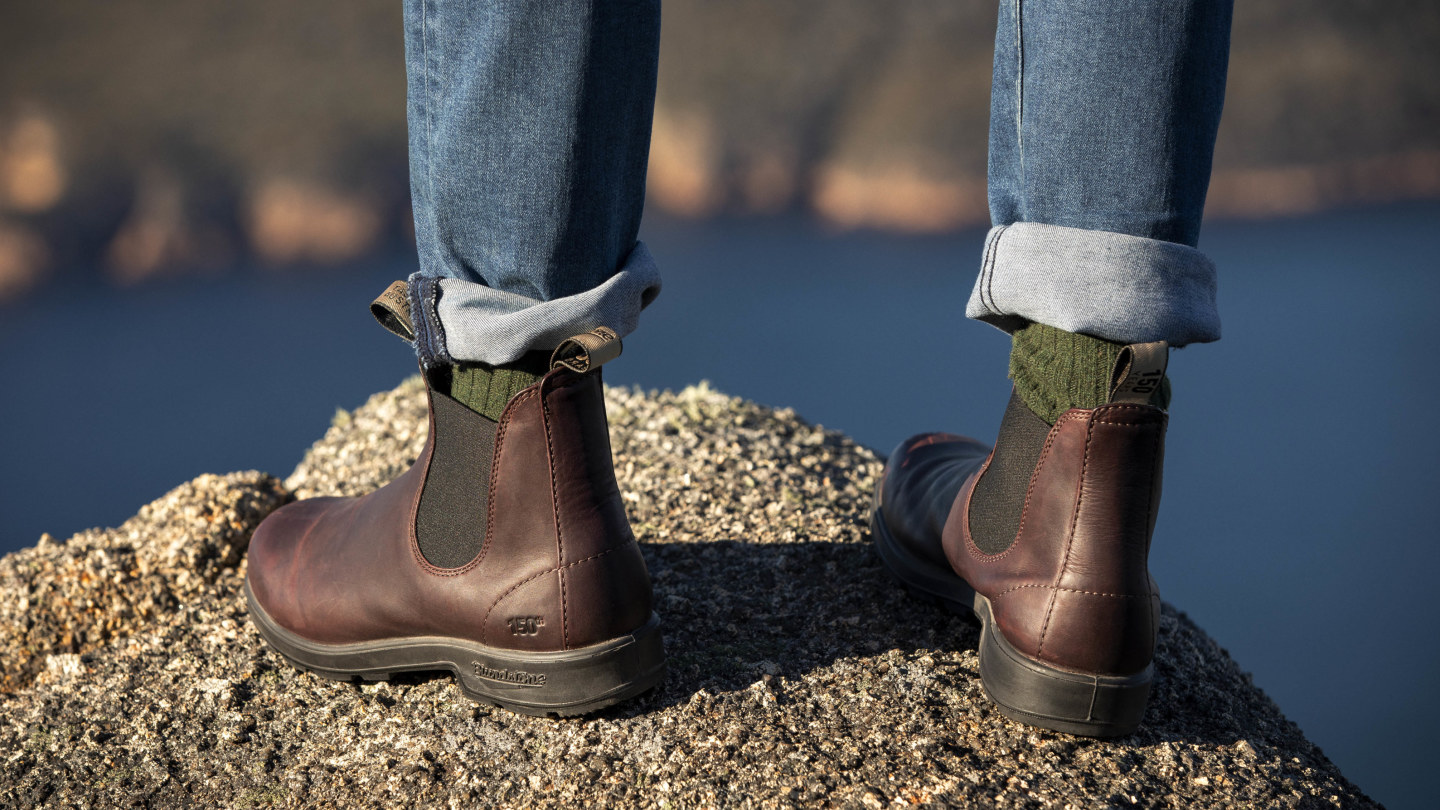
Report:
544,369,624,650
1035,415,1097,662
993,583,1152,598
539,386,568,649
480,543,634,645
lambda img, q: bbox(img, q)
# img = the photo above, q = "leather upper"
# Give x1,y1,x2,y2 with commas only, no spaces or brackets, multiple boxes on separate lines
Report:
883,402,1166,677
246,367,653,652
879,432,990,569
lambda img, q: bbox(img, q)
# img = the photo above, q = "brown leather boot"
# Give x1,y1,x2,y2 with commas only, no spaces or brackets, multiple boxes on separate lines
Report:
245,304,665,717
871,342,1168,736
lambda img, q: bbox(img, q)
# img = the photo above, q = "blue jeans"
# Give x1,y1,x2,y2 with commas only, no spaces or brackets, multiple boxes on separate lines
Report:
403,0,662,366
404,0,1231,366
973,0,1231,346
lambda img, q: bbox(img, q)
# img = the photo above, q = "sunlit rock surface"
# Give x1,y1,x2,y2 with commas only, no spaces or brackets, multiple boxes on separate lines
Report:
0,379,1377,808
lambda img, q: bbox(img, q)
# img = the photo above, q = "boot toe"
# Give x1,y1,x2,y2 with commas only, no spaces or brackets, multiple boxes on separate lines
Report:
879,432,990,566
246,497,348,633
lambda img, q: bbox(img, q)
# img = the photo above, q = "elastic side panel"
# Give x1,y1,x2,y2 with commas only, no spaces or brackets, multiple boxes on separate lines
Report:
968,391,1053,555
415,389,498,568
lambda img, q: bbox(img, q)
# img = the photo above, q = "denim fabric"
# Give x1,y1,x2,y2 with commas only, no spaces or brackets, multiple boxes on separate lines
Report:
967,223,1220,345
403,0,661,365
410,243,661,366
405,0,1232,360
978,0,1233,346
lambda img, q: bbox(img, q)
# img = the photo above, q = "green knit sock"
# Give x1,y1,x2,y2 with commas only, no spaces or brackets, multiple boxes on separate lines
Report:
443,352,551,421
1009,322,1171,425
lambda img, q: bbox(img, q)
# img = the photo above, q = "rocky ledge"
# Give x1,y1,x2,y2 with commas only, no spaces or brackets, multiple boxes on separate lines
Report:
0,379,1377,808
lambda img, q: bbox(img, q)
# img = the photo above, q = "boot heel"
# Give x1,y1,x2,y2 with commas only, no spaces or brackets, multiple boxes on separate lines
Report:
246,580,664,717
456,614,667,717
973,595,1151,737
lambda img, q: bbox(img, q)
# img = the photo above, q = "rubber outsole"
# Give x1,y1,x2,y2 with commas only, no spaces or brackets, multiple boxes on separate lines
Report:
869,506,1151,738
244,579,666,717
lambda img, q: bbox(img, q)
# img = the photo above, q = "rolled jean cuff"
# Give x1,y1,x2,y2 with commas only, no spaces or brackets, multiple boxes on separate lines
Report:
409,242,662,366
965,223,1221,347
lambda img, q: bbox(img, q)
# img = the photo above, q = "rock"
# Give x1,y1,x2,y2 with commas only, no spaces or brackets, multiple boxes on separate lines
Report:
0,379,1377,808
0,470,288,692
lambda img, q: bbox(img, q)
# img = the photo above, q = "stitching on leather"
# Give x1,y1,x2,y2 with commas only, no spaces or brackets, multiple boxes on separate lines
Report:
411,388,541,582
479,385,540,573
1036,414,1096,659
560,567,569,650
960,452,998,559
405,390,446,573
548,369,592,650
480,542,633,631
404,424,434,572
965,410,1079,562
1089,404,1166,426
994,583,1149,599
481,383,543,573
479,402,507,580
539,377,568,648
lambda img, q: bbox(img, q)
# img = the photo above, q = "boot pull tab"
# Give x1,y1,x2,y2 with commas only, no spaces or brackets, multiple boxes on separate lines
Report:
370,280,415,342
551,327,622,373
1109,340,1168,405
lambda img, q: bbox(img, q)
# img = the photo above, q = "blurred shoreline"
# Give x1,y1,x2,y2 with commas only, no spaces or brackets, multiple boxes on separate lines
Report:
2,0,1437,301
4,134,1436,304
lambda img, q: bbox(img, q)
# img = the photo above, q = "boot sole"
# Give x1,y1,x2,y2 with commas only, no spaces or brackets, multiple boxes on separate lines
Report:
244,579,666,717
869,506,1151,737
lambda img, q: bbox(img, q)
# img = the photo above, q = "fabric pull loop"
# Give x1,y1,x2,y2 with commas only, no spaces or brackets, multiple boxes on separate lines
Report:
550,327,622,373
371,280,415,342
1109,340,1169,405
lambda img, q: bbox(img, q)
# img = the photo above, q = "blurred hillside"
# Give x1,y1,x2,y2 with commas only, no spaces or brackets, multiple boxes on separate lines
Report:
1,0,1437,299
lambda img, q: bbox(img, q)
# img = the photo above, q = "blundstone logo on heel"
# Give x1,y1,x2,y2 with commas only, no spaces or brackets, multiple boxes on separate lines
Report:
508,616,545,636
472,661,547,687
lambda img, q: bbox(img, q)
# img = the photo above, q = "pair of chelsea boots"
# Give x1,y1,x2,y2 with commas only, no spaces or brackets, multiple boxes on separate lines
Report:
245,284,1169,734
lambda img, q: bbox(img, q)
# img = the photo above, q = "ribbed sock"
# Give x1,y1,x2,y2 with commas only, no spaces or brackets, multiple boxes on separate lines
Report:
442,351,551,421
971,327,1171,554
1008,322,1170,425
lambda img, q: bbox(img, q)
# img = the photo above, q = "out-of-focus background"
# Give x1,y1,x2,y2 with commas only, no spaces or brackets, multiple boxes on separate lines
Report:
2,2,1437,807
2,2,1437,289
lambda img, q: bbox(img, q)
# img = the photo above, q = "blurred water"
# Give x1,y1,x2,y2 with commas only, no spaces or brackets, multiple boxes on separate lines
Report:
2,203,1437,808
